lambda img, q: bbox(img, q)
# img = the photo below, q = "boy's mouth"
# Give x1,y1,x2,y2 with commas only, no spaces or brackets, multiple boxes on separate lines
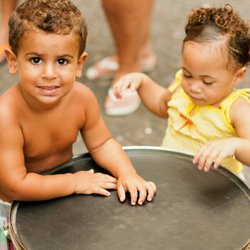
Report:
37,85,60,96
38,86,60,90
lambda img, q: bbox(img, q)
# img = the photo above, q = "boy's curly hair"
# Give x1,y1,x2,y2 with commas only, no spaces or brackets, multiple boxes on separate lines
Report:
184,5,250,69
9,0,88,56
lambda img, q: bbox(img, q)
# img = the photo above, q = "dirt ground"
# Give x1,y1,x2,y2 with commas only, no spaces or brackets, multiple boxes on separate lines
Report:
0,0,249,186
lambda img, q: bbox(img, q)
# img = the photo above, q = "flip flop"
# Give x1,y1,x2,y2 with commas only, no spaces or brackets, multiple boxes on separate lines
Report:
0,44,9,66
104,87,141,116
86,55,157,81
86,56,119,80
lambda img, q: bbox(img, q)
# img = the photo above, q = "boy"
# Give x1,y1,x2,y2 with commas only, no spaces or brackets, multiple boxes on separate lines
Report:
0,0,156,207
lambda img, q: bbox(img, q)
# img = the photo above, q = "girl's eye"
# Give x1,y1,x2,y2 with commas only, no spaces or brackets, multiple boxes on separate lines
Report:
57,58,68,65
30,57,41,64
183,74,192,79
203,80,214,85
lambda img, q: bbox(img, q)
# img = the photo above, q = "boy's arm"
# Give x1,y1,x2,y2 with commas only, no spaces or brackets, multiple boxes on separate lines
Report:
113,73,173,118
81,90,156,205
0,117,76,201
0,109,116,201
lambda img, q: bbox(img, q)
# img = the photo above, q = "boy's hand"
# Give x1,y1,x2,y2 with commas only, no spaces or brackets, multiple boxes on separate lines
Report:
117,173,156,206
193,138,240,172
113,73,146,99
73,169,117,196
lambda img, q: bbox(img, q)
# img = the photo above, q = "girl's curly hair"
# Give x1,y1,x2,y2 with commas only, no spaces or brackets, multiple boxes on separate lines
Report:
9,0,88,56
184,5,250,69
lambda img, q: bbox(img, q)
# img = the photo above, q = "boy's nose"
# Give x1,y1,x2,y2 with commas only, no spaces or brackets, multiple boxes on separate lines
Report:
43,63,57,79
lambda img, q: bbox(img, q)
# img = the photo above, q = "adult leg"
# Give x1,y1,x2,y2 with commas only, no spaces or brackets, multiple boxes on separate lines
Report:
102,0,156,82
86,0,156,83
95,0,156,116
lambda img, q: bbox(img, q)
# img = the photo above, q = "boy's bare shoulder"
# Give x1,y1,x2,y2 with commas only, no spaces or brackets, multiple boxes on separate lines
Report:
71,82,101,114
0,87,25,138
73,82,98,102
0,86,21,120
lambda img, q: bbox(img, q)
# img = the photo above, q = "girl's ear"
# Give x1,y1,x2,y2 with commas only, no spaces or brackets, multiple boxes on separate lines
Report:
4,47,18,74
234,66,247,85
76,51,88,78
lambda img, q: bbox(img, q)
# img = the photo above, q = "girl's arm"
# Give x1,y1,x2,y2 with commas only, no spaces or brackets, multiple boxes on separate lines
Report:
113,73,173,118
193,96,250,171
229,96,250,166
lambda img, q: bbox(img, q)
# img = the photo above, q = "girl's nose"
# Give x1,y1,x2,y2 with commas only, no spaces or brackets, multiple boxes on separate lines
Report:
189,81,202,93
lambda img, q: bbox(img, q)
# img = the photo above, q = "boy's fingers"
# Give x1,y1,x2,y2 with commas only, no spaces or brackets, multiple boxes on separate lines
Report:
102,182,117,190
138,186,147,205
96,173,117,183
94,187,111,197
117,184,126,203
128,185,138,206
104,175,117,183
147,182,156,201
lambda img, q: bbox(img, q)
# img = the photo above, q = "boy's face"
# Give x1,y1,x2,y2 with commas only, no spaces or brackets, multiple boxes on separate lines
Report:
181,41,246,107
6,31,87,105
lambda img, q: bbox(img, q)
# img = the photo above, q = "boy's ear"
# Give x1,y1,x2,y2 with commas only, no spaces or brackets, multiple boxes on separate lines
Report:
234,66,247,85
76,51,88,78
4,47,18,74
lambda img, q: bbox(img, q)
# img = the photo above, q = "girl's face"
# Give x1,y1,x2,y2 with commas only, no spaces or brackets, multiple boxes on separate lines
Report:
181,41,245,107
6,31,87,106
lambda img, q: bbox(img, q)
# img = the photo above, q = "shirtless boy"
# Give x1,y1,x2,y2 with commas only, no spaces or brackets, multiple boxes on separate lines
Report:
0,0,156,206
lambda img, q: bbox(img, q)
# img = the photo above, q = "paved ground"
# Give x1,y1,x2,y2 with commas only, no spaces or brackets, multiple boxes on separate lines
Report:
0,0,249,186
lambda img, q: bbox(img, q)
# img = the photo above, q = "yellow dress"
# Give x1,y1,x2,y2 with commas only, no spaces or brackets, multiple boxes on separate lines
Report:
161,70,250,174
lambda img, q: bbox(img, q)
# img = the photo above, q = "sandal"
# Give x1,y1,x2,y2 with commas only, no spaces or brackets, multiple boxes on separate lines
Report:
86,56,119,80
86,55,157,81
104,87,141,116
0,44,9,66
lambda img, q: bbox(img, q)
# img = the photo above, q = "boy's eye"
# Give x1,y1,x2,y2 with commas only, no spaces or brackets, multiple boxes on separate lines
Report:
30,57,41,64
57,58,68,65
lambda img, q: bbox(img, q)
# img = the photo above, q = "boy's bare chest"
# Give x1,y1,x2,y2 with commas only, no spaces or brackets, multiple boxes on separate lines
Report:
21,111,82,163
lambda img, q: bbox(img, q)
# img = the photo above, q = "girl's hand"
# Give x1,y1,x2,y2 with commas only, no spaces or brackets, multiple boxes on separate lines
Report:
193,138,240,172
73,169,117,196
117,173,156,206
113,73,147,99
